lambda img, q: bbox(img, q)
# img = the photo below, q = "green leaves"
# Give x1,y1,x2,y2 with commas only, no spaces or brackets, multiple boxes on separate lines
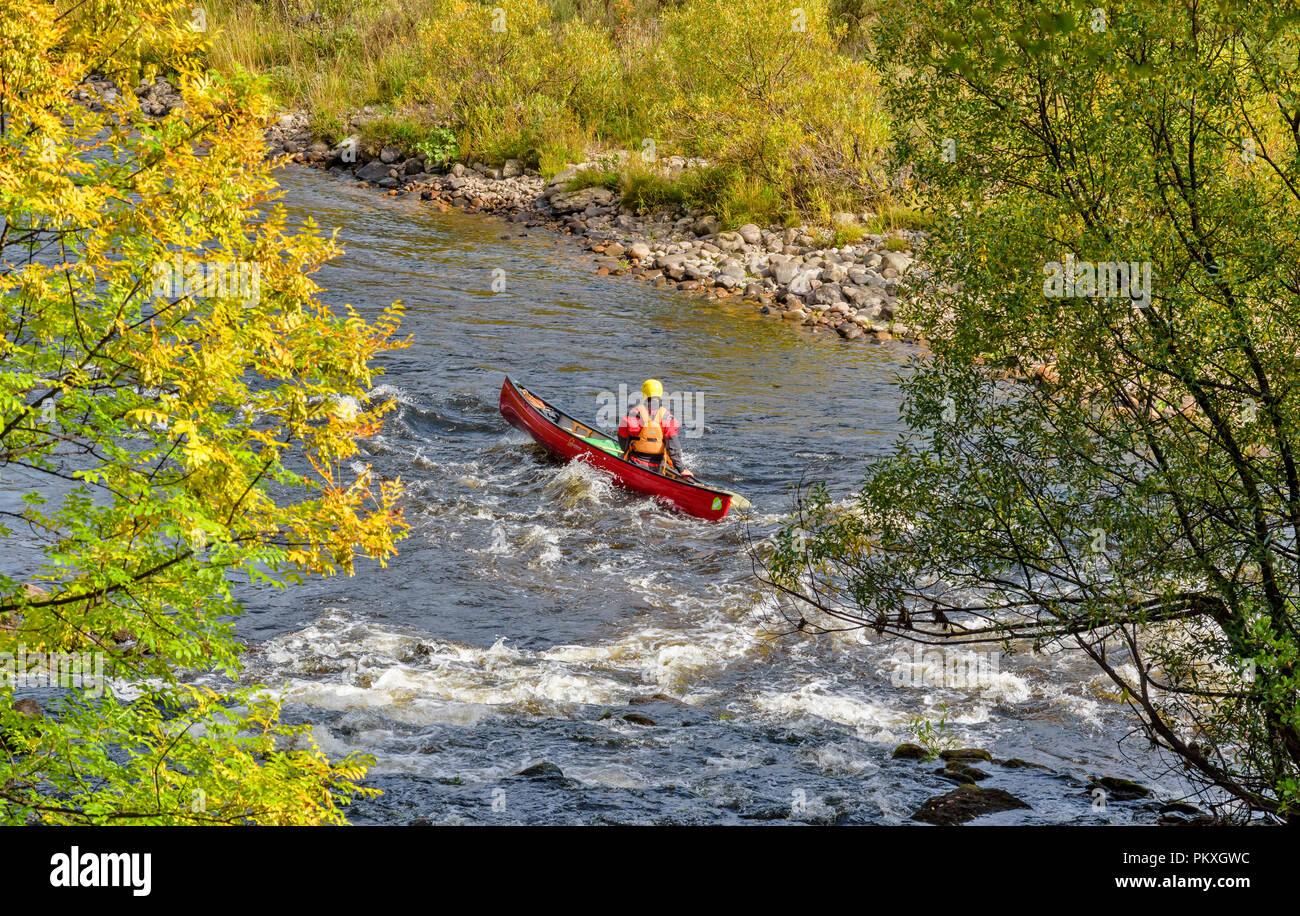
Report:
0,0,404,824
661,0,890,213
764,0,1300,822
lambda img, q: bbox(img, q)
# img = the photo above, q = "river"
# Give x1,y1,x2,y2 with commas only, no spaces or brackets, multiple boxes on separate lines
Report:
229,165,1180,824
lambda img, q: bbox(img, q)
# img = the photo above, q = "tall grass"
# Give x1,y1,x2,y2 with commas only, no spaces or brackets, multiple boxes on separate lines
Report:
205,0,892,226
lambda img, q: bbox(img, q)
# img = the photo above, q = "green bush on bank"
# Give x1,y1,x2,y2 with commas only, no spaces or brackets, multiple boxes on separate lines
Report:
659,0,890,214
208,0,893,223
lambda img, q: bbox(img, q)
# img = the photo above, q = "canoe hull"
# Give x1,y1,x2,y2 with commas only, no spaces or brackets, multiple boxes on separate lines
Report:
499,377,732,521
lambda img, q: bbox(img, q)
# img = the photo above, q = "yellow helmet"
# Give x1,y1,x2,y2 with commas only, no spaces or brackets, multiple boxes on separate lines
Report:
641,378,664,399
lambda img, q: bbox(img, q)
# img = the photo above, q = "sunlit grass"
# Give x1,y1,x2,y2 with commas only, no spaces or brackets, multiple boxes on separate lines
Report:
204,0,894,226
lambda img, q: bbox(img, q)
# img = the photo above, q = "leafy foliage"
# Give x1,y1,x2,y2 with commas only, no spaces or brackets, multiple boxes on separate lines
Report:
1,0,405,823
764,0,1300,821
909,704,956,761
207,0,893,216
660,0,890,213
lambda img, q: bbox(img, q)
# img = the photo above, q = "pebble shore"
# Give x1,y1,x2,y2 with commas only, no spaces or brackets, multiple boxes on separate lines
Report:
265,111,929,346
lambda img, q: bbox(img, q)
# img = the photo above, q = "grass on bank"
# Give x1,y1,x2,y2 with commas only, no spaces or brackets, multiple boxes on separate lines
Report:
205,0,901,229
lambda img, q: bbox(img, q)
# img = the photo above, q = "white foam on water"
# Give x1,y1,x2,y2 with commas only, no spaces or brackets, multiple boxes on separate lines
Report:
802,740,877,776
881,646,1033,706
285,722,356,758
366,383,410,404
543,459,617,509
519,523,562,565
750,681,906,743
541,613,761,691
265,678,493,727
248,567,786,765
702,753,764,774
478,523,511,556
564,763,651,789
336,394,362,419
250,612,633,724
498,428,535,446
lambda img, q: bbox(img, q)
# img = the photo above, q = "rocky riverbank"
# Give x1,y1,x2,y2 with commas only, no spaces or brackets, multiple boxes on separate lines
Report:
71,83,926,345
74,73,184,116
265,112,928,345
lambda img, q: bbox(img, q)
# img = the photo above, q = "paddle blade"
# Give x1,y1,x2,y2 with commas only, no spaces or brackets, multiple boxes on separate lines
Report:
724,491,751,511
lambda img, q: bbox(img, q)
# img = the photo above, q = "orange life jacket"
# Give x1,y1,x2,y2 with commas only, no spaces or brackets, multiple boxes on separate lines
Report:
630,403,667,456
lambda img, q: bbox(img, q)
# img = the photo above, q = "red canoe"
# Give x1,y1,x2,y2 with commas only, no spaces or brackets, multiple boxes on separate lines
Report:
498,376,742,520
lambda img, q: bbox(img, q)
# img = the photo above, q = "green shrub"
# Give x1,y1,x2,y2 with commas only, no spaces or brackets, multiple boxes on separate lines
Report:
621,169,687,213
661,0,890,213
566,165,622,192
412,0,619,167
208,0,893,216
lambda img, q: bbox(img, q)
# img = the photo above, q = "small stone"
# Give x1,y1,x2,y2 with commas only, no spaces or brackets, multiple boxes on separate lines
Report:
550,186,615,214
879,250,913,274
516,761,566,781
693,216,720,237
770,259,799,286
912,785,1031,826
716,231,745,252
1092,776,1151,801
998,758,1050,770
356,160,389,183
940,761,991,783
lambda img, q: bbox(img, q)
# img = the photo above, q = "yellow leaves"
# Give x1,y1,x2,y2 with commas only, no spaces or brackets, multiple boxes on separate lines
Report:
182,436,219,468
126,407,170,428
351,417,387,439
0,0,409,826
267,338,296,373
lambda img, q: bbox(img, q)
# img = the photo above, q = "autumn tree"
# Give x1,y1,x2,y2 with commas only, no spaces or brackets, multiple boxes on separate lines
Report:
763,0,1300,821
0,0,404,823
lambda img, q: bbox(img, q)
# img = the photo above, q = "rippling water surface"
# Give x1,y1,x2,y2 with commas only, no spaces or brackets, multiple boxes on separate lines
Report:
230,166,1179,824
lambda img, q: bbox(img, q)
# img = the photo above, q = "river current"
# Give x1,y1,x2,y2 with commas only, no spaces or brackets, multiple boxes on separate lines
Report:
225,166,1179,824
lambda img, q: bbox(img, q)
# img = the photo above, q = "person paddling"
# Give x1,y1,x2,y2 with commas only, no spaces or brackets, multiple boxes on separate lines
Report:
618,379,692,478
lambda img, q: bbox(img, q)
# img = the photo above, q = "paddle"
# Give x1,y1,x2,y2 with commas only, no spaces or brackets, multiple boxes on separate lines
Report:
662,456,751,511
717,489,752,511
668,469,752,512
